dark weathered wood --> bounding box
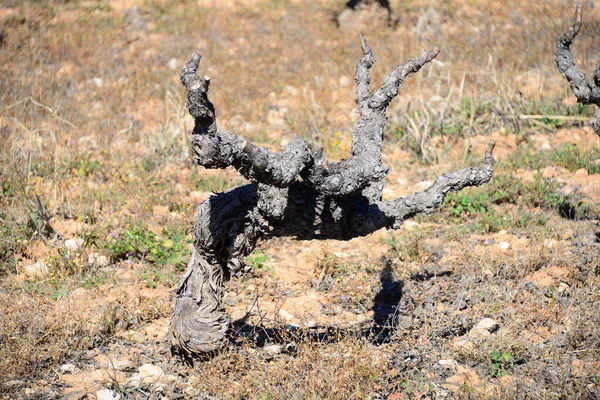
[555,4,600,136]
[168,35,496,358]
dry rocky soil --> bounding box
[1,0,600,399]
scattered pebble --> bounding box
[498,241,511,251]
[138,363,164,383]
[574,168,588,177]
[60,363,77,374]
[543,238,558,249]
[96,388,121,400]
[0,8,14,19]
[167,57,179,71]
[120,330,145,343]
[4,380,25,387]
[557,282,570,295]
[64,237,84,251]
[438,359,458,370]
[88,252,110,267]
[471,318,499,335]
[263,344,284,355]
[403,220,421,231]
[24,261,49,278]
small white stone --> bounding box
[574,168,588,177]
[121,330,145,343]
[472,318,499,333]
[129,374,141,387]
[403,220,421,231]
[60,363,77,374]
[498,242,511,251]
[283,85,299,96]
[438,359,458,370]
[167,57,179,71]
[138,363,164,383]
[88,252,110,267]
[112,357,131,370]
[263,344,284,355]
[65,237,84,251]
[540,142,552,151]
[92,77,104,87]
[24,262,49,278]
[557,282,570,295]
[96,388,121,400]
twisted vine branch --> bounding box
[555,4,600,135]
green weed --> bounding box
[70,156,102,177]
[508,143,600,174]
[137,268,175,289]
[489,350,513,378]
[245,250,268,269]
[101,223,188,270]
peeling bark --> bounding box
[555,4,600,136]
[168,35,496,358]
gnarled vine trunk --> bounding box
[555,4,600,136]
[168,34,496,358]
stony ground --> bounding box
[1,0,600,399]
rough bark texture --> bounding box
[555,4,600,136]
[168,35,497,358]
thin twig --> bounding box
[519,114,590,121]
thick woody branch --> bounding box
[377,140,496,229]
[369,48,440,110]
[182,54,315,187]
[354,32,375,112]
[272,141,496,240]
[334,141,496,238]
[555,5,600,135]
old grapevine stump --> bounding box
[168,34,496,358]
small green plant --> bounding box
[50,287,66,301]
[71,156,102,177]
[444,190,489,216]
[245,250,268,269]
[102,223,188,269]
[489,350,513,378]
[385,232,422,261]
[524,172,568,210]
[1,177,17,197]
[46,251,86,278]
[81,272,109,289]
[137,268,174,289]
[508,143,600,174]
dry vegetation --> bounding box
[0,0,599,399]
